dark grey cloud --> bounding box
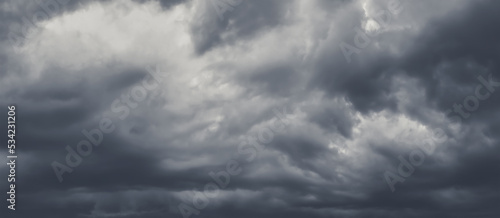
[1,0,500,218]
[190,0,296,54]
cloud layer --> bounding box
[1,0,499,217]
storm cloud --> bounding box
[0,0,499,217]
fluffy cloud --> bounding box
[1,0,499,217]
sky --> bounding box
[0,0,500,217]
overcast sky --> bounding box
[1,0,500,217]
